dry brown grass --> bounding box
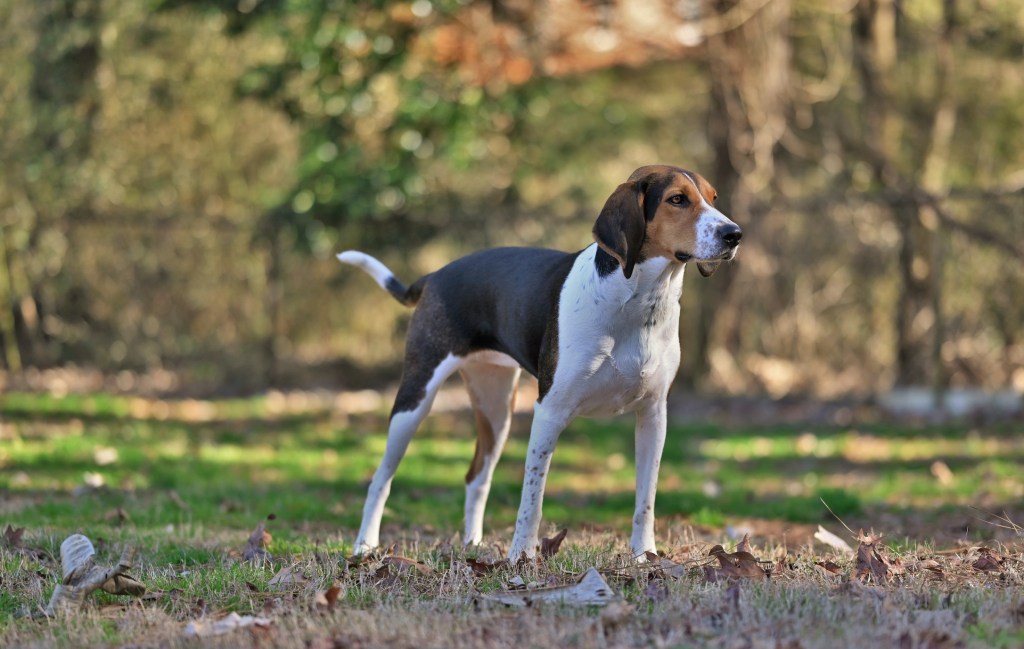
[3,524,1022,649]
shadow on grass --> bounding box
[3,393,1022,548]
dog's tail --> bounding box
[336,251,422,307]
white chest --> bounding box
[545,247,685,417]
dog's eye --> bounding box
[668,195,689,206]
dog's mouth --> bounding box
[674,247,738,263]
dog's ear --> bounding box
[696,261,721,277]
[592,181,647,279]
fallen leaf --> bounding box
[466,557,508,576]
[267,565,308,588]
[645,552,697,578]
[2,525,25,549]
[771,549,791,577]
[314,585,343,609]
[920,558,944,578]
[43,535,144,616]
[854,529,899,583]
[184,612,272,637]
[481,567,617,607]
[103,507,131,525]
[61,534,97,583]
[375,555,432,579]
[707,545,768,581]
[971,547,1004,572]
[541,528,568,558]
[735,533,752,554]
[703,564,721,583]
[814,560,843,575]
[814,525,855,557]
[141,588,182,602]
[99,573,147,597]
[242,515,274,562]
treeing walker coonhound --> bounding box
[337,164,742,561]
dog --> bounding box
[337,165,741,560]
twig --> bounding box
[820,497,858,538]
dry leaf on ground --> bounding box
[971,547,1005,572]
[466,557,508,576]
[44,534,144,616]
[644,551,698,578]
[242,514,275,562]
[735,533,752,554]
[184,612,272,637]
[374,555,432,580]
[2,525,26,549]
[814,525,855,557]
[313,585,343,609]
[481,567,617,607]
[705,544,769,582]
[103,507,131,524]
[267,565,308,588]
[854,530,903,583]
[541,528,568,558]
[919,558,944,578]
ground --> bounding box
[0,391,1022,648]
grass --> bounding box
[1,390,1022,648]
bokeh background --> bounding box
[1,0,1022,409]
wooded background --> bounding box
[1,0,1022,399]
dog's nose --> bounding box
[718,223,742,248]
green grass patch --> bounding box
[1,391,1022,647]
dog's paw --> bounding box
[352,539,377,556]
[506,538,538,563]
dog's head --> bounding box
[592,165,742,278]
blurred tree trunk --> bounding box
[919,0,960,403]
[853,0,959,391]
[683,0,791,389]
[13,0,103,366]
[0,236,21,370]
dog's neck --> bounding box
[589,245,685,304]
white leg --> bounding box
[462,363,521,546]
[630,398,667,559]
[507,403,570,561]
[353,355,461,554]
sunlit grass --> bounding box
[2,391,1022,541]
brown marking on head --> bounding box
[593,165,720,277]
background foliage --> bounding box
[1,0,1022,398]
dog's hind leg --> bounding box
[353,353,463,555]
[460,360,521,546]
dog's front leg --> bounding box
[630,398,667,560]
[507,405,569,561]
